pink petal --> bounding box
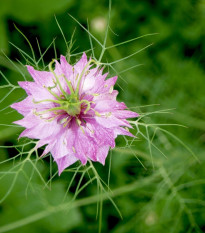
[104,76,117,91]
[60,55,74,83]
[114,127,135,137]
[95,115,131,128]
[55,154,78,175]
[74,128,97,163]
[74,52,88,73]
[94,100,126,113]
[40,142,56,157]
[18,81,55,101]
[96,145,110,165]
[18,117,62,140]
[11,96,34,116]
[11,52,140,174]
[85,120,115,148]
[51,131,72,159]
[54,60,73,94]
[113,110,139,119]
[27,66,54,87]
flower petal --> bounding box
[18,81,56,101]
[11,96,34,116]
[55,154,78,175]
[96,145,110,165]
[74,52,88,73]
[27,66,54,87]
[113,110,139,119]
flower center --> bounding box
[33,58,101,123]
[60,96,81,116]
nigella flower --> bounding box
[11,53,139,174]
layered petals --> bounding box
[11,53,139,175]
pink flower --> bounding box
[11,53,139,174]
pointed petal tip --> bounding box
[81,158,87,166]
[13,119,22,126]
[58,169,63,176]
[60,55,67,63]
[113,75,118,81]
[99,159,106,166]
[26,66,36,78]
[79,52,88,64]
[126,111,140,118]
[82,52,87,58]
[26,65,34,70]
[18,130,26,140]
[10,102,17,110]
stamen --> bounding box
[95,111,101,117]
[90,108,101,117]
[76,118,81,126]
[72,146,76,153]
[63,117,72,128]
[105,112,112,118]
[44,114,59,122]
[33,109,62,122]
[125,127,129,132]
[75,73,79,81]
[76,118,85,134]
[59,117,69,124]
[109,86,113,93]
[80,126,85,134]
[80,100,91,114]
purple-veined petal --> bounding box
[12,52,139,174]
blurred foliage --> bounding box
[0,162,81,233]
[0,0,205,232]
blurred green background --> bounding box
[0,0,205,232]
